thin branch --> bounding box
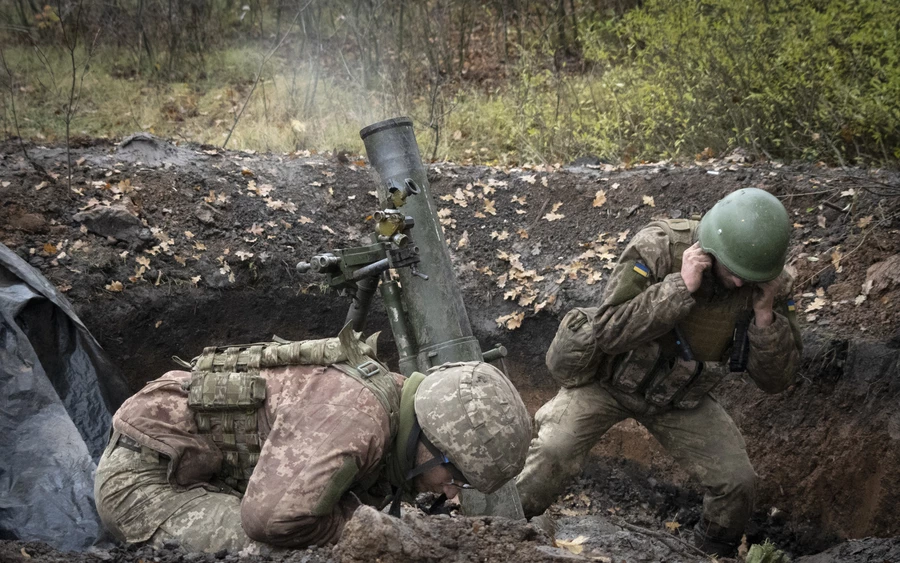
[222,0,313,149]
[0,43,50,178]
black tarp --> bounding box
[0,243,130,551]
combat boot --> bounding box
[693,518,741,558]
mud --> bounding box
[1,135,899,562]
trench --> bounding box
[77,285,900,558]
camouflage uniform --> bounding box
[516,220,801,544]
[95,364,402,552]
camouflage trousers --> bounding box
[515,382,756,540]
[94,432,274,555]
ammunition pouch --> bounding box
[609,343,728,409]
[610,341,661,393]
[545,307,603,388]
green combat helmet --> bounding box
[415,361,531,493]
[698,188,791,283]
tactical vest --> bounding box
[610,219,753,409]
[181,326,400,493]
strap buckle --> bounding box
[356,359,381,379]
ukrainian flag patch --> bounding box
[633,262,650,277]
[787,300,796,311]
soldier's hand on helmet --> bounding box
[752,278,779,328]
[681,242,713,293]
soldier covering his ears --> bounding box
[516,188,802,556]
[94,329,531,553]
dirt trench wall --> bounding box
[2,138,900,549]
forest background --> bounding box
[1,0,898,168]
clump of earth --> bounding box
[1,135,899,563]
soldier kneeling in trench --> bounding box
[516,188,803,557]
[94,326,531,553]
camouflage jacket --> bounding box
[593,222,802,397]
[112,364,404,547]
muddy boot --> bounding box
[693,518,741,558]
[528,513,557,540]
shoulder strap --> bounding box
[648,218,699,272]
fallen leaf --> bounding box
[35,181,48,191]
[817,215,827,228]
[831,248,843,273]
[515,209,527,215]
[457,231,470,249]
[665,521,681,532]
[854,294,867,306]
[611,182,620,189]
[241,167,254,176]
[617,230,630,243]
[551,202,563,213]
[544,212,565,222]
[840,188,855,197]
[136,256,151,268]
[495,311,525,330]
[517,228,529,239]
[43,242,57,255]
[155,320,163,328]
[642,195,655,207]
[298,216,313,224]
[520,174,536,184]
[816,287,825,297]
[483,199,496,215]
[322,225,335,234]
[105,281,124,292]
[593,190,607,208]
[235,250,254,261]
[556,536,587,555]
[191,275,201,285]
[512,195,527,205]
[248,224,264,236]
[806,297,827,311]
[858,215,873,229]
[184,231,194,239]
[194,242,207,251]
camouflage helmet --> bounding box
[414,361,531,494]
[698,188,791,283]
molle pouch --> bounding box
[545,307,603,388]
[187,370,267,411]
[644,358,699,407]
[610,341,661,393]
[673,361,728,410]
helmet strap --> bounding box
[388,417,448,517]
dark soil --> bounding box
[1,135,899,562]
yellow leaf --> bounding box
[551,202,563,213]
[136,256,151,268]
[105,281,124,292]
[484,199,496,215]
[665,521,681,532]
[517,228,529,239]
[642,195,655,207]
[241,167,254,177]
[544,212,565,222]
[43,242,58,255]
[593,190,607,208]
[520,174,536,184]
[299,216,313,224]
[556,536,588,555]
[831,248,843,273]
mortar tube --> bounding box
[380,276,419,376]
